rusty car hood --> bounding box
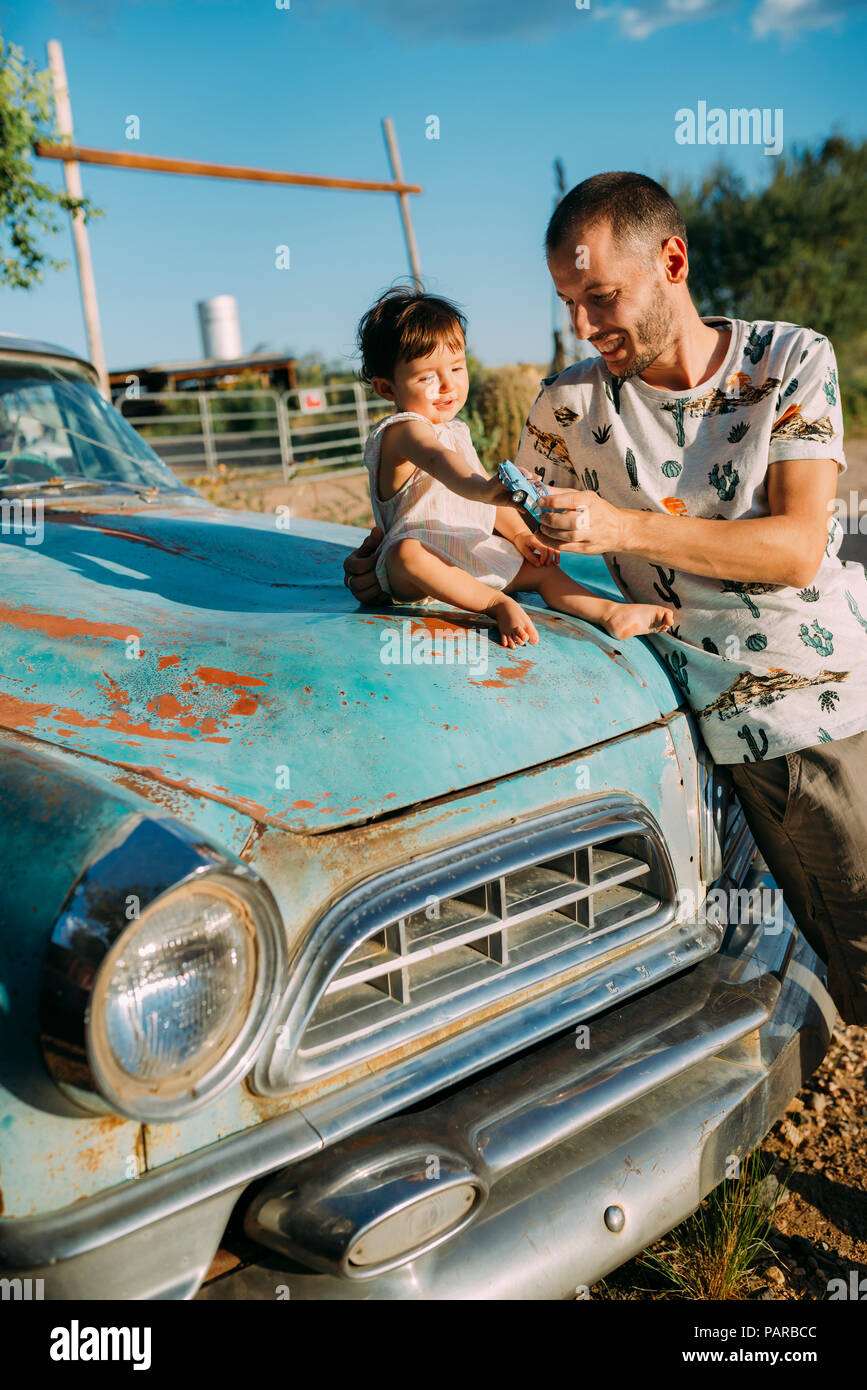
[0,497,683,832]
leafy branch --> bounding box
[0,35,104,289]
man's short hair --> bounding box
[545,172,687,266]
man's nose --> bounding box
[570,302,595,340]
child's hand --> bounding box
[515,533,561,567]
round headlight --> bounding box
[87,875,280,1119]
[42,814,286,1122]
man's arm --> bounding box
[538,457,839,588]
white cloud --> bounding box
[751,0,867,38]
[597,0,729,40]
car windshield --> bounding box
[0,358,188,495]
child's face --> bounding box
[373,339,469,422]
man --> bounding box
[344,171,867,1027]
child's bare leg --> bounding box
[509,564,673,638]
[387,538,538,648]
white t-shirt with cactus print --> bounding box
[514,316,867,764]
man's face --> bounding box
[547,221,676,379]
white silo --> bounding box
[197,295,242,360]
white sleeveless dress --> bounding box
[363,411,524,601]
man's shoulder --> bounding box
[735,317,831,368]
[537,355,604,397]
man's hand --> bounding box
[342,526,391,604]
[538,487,626,553]
[514,532,560,567]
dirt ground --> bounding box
[206,439,867,1301]
[591,1022,867,1299]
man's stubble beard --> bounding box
[612,284,675,381]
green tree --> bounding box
[0,35,103,289]
[671,136,867,429]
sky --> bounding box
[1,0,866,374]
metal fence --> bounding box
[115,382,383,481]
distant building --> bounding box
[109,351,298,403]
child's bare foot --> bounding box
[488,594,539,649]
[603,603,674,640]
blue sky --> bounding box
[2,0,866,374]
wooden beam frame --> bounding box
[34,143,422,196]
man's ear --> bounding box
[661,236,689,285]
[370,376,395,401]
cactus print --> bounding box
[744,325,774,363]
[592,424,612,444]
[709,460,739,500]
[625,448,639,489]
[824,369,838,407]
[738,724,770,761]
[665,649,689,691]
[652,566,681,608]
[799,619,834,656]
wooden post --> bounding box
[382,118,422,289]
[46,40,110,399]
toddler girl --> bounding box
[357,286,673,648]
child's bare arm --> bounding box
[493,506,533,543]
[385,419,513,507]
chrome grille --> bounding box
[306,841,658,1054]
[258,798,679,1093]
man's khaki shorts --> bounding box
[729,728,867,1027]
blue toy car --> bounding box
[497,457,549,523]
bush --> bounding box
[465,362,545,471]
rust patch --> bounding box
[0,690,54,730]
[0,602,140,643]
[51,704,231,745]
[469,657,534,689]
[96,672,130,709]
[146,693,190,719]
[110,759,274,822]
[194,667,269,688]
[157,654,182,669]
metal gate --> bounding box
[116,382,382,481]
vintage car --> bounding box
[0,333,835,1301]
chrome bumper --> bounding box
[200,871,835,1301]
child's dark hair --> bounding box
[356,284,467,385]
